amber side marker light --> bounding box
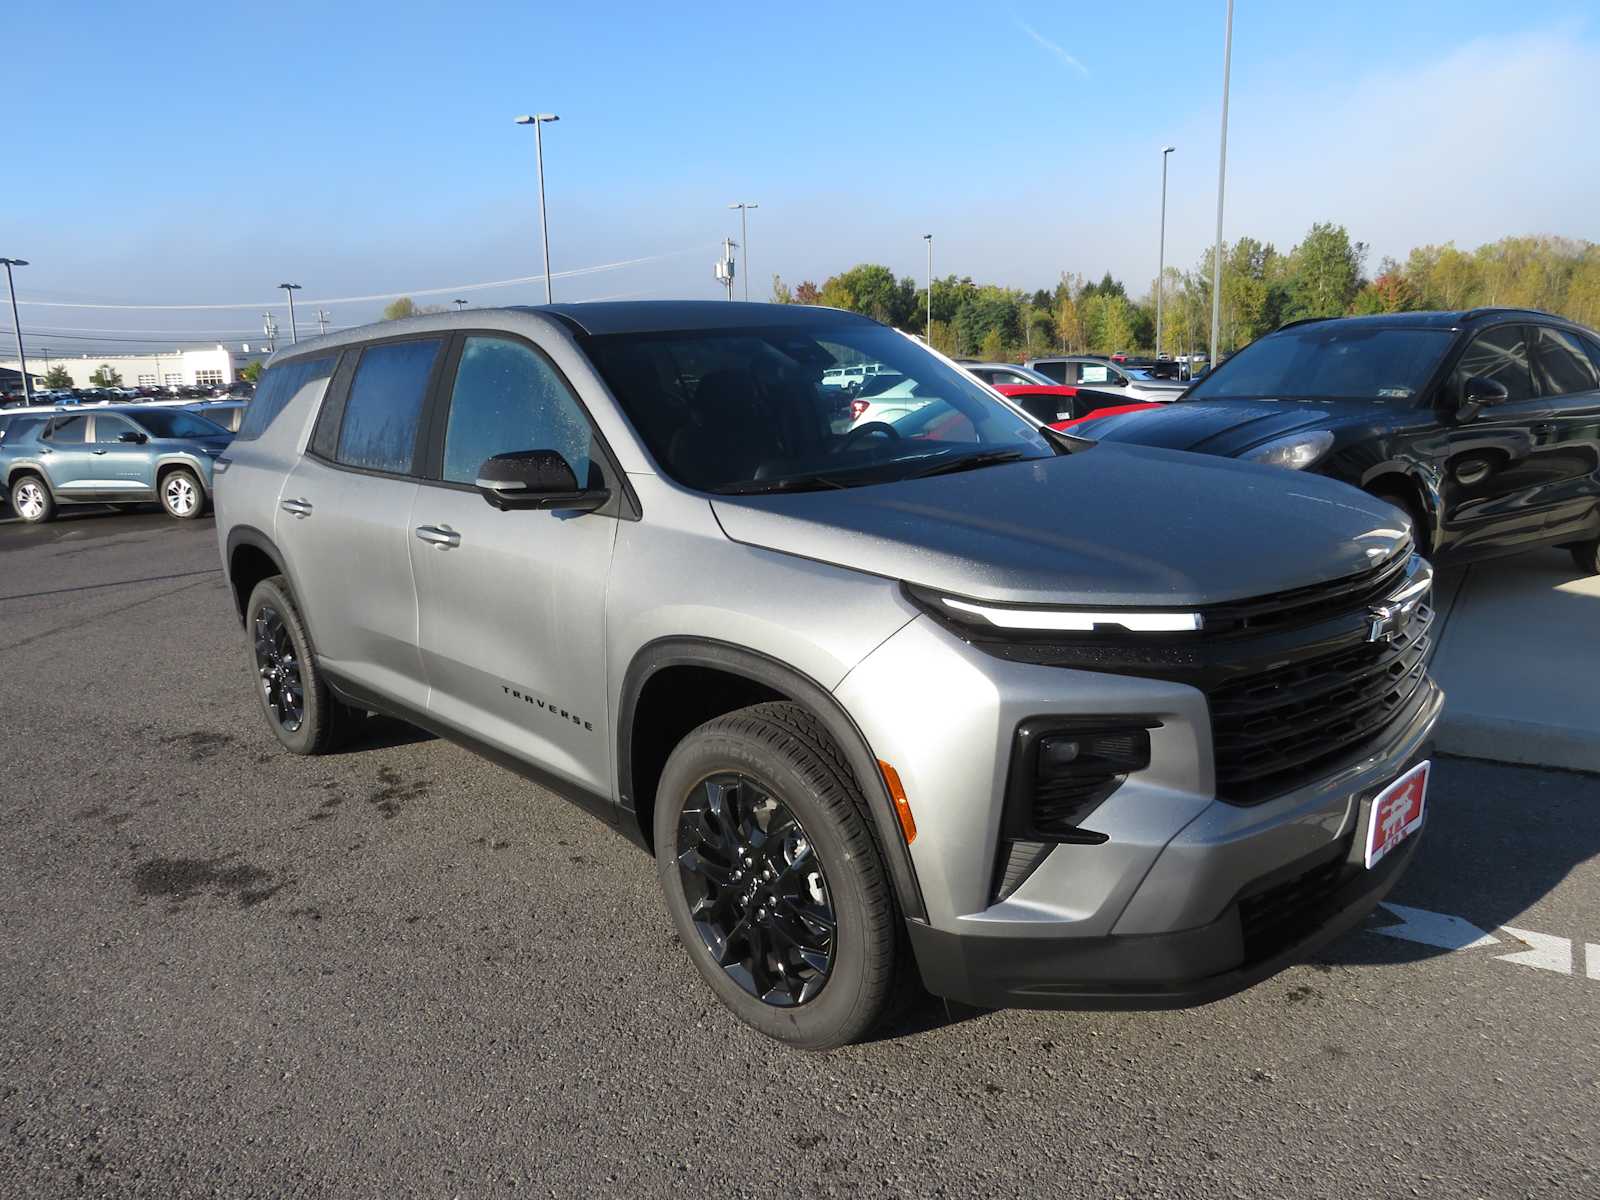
[878,759,917,844]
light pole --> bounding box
[1209,0,1234,369]
[922,234,933,344]
[0,257,31,403]
[454,299,468,311]
[514,113,560,302]
[728,203,758,301]
[1156,145,1175,359]
[278,283,302,344]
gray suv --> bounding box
[214,302,1442,1049]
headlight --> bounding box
[1241,430,1334,470]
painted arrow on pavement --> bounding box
[1495,927,1574,975]
[1371,902,1500,951]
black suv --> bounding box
[1077,309,1600,572]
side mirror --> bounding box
[476,449,610,513]
[1458,375,1509,421]
[118,431,148,444]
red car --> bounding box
[990,384,1159,430]
[1046,401,1162,432]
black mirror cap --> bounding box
[476,449,610,513]
[1458,375,1510,420]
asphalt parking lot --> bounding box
[1,510,1596,1199]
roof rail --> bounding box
[1458,306,1551,322]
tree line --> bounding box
[773,228,1600,361]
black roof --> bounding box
[1276,307,1579,334]
[521,300,877,337]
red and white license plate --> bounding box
[1365,760,1430,869]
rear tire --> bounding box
[1571,539,1600,576]
[160,467,204,520]
[654,701,908,1050]
[10,475,54,523]
[245,575,359,755]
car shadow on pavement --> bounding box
[1316,754,1600,965]
[333,714,439,754]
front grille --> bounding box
[1211,601,1433,801]
[1237,841,1351,961]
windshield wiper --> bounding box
[901,449,1028,480]
[711,474,851,495]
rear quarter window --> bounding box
[234,355,336,442]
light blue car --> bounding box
[1,405,231,522]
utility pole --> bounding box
[278,283,302,344]
[0,257,31,403]
[514,113,560,302]
[262,312,278,354]
[1209,0,1234,369]
[316,309,330,336]
[714,238,738,299]
[922,235,933,344]
[1156,146,1175,359]
[728,203,758,301]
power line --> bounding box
[15,247,713,311]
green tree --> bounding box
[1099,296,1136,353]
[1286,223,1366,319]
[42,365,73,389]
[816,264,917,326]
[89,364,123,387]
[771,275,794,304]
[382,296,422,320]
[240,360,265,383]
[979,328,1007,361]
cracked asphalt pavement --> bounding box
[0,509,1596,1198]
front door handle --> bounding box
[280,498,313,519]
[415,524,461,549]
[92,449,108,455]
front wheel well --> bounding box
[6,467,48,494]
[628,665,787,851]
[1366,476,1432,555]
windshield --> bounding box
[585,323,1054,493]
[1186,325,1453,403]
[131,409,229,439]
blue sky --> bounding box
[5,0,1599,349]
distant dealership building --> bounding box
[0,344,267,389]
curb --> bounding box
[1435,711,1600,775]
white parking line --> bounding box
[1372,903,1593,982]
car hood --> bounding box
[709,444,1409,607]
[1080,399,1358,454]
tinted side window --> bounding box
[1032,361,1068,383]
[1533,326,1599,395]
[235,355,336,443]
[1453,326,1534,402]
[93,415,138,443]
[335,340,442,475]
[440,337,595,486]
[45,416,88,444]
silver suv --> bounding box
[214,302,1442,1049]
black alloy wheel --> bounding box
[676,772,836,1007]
[254,603,304,733]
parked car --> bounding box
[962,362,1056,388]
[215,301,1440,1049]
[1078,309,1600,573]
[2,405,231,522]
[989,384,1152,426]
[1026,355,1191,401]
[184,399,249,433]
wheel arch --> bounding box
[154,454,209,495]
[1361,466,1441,556]
[618,637,928,922]
[5,461,55,494]
[224,526,320,646]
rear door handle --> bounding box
[1532,423,1557,436]
[415,524,461,549]
[280,498,313,518]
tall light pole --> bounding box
[278,283,302,344]
[454,299,468,311]
[922,234,933,343]
[0,257,31,403]
[1156,146,1175,360]
[514,113,560,302]
[728,203,758,301]
[1209,0,1234,369]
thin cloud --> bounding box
[1016,19,1088,76]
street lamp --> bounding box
[1209,0,1234,368]
[514,113,560,302]
[454,299,468,310]
[0,257,31,403]
[278,283,302,344]
[728,203,758,301]
[922,235,933,344]
[1156,146,1175,360]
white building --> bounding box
[0,344,267,389]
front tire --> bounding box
[654,701,907,1050]
[160,467,204,519]
[10,475,54,523]
[245,575,358,755]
